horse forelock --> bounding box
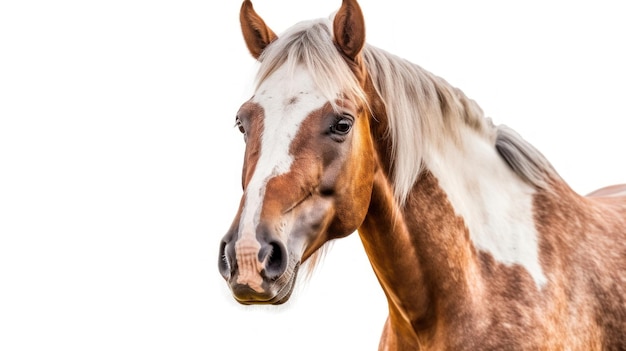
[255,18,367,113]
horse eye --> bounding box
[330,117,353,135]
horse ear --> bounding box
[240,0,277,60]
[333,0,366,61]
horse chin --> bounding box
[233,261,300,306]
[268,261,300,305]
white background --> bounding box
[1,1,625,350]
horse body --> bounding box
[219,1,626,349]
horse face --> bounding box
[218,62,376,304]
[219,0,372,305]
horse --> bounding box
[218,0,626,349]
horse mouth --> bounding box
[232,261,300,305]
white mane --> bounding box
[255,17,558,205]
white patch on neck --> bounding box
[425,127,547,288]
[237,65,328,243]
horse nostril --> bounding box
[261,241,288,280]
[218,240,232,280]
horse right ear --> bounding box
[240,0,277,60]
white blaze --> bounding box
[237,65,328,246]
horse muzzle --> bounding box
[218,230,300,305]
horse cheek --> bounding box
[330,157,375,238]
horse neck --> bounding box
[359,117,546,337]
[359,168,483,337]
[358,169,434,333]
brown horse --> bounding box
[218,0,626,349]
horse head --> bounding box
[218,0,378,304]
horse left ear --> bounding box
[240,0,277,60]
[333,0,366,61]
